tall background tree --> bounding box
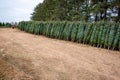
[31,0,120,22]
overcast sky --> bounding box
[0,0,43,22]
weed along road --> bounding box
[0,28,120,80]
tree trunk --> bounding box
[100,12,103,20]
[104,9,107,20]
[118,7,120,22]
[95,14,98,22]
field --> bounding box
[0,28,120,80]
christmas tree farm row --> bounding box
[18,21,120,51]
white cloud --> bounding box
[0,0,43,22]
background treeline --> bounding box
[31,0,120,22]
[0,22,11,28]
[18,21,120,51]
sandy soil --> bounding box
[0,28,120,80]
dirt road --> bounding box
[0,28,120,80]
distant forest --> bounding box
[31,0,120,22]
